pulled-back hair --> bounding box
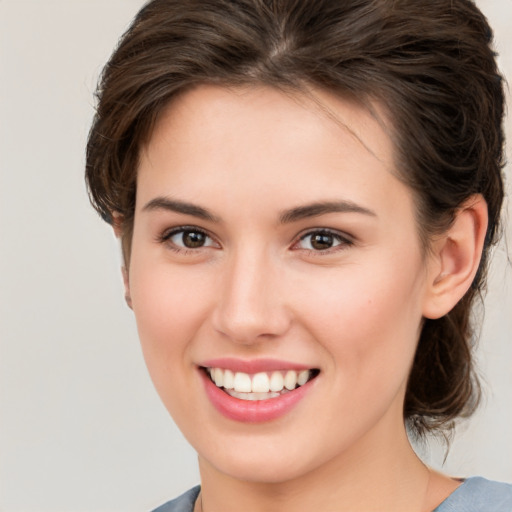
[85,0,505,437]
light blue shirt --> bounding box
[152,477,512,511]
[433,477,512,511]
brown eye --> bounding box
[296,230,350,252]
[310,233,335,250]
[181,230,206,248]
[165,228,216,250]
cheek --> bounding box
[128,254,212,373]
[127,260,215,427]
[294,254,425,385]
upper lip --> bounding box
[199,358,315,374]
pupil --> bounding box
[311,233,333,250]
[183,231,205,248]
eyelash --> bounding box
[292,228,354,255]
[157,226,354,255]
[157,225,218,254]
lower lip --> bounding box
[200,369,315,423]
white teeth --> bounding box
[206,367,315,399]
[227,390,281,401]
[252,372,270,393]
[213,367,224,387]
[233,372,252,392]
[269,371,284,392]
[284,370,298,390]
[297,370,310,386]
[223,369,234,390]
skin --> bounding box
[122,85,487,512]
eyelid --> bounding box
[291,227,354,253]
[158,225,220,250]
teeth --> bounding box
[213,368,224,387]
[233,372,252,392]
[252,372,270,393]
[297,369,309,386]
[227,390,281,401]
[284,370,297,390]
[223,369,234,390]
[206,367,314,398]
[269,371,284,392]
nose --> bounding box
[211,248,291,345]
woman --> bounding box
[85,0,512,510]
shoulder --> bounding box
[150,486,201,512]
[434,477,512,512]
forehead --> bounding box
[136,84,413,226]
[146,84,394,164]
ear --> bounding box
[111,212,124,238]
[422,195,488,319]
[111,212,133,310]
[122,265,133,310]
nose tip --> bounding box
[213,303,288,345]
[211,255,291,345]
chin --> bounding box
[214,457,310,484]
[198,437,329,485]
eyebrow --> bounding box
[279,200,376,224]
[142,197,220,223]
[142,197,376,224]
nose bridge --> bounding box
[213,244,289,343]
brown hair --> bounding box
[85,0,505,437]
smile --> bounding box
[199,363,320,423]
[205,367,318,401]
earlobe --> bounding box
[110,212,132,309]
[422,195,488,319]
[122,265,133,310]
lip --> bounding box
[199,366,317,423]
[200,357,312,374]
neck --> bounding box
[197,419,439,512]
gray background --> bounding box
[0,1,510,510]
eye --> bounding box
[161,227,218,250]
[294,230,352,252]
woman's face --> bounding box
[128,85,435,483]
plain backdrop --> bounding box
[0,1,511,511]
